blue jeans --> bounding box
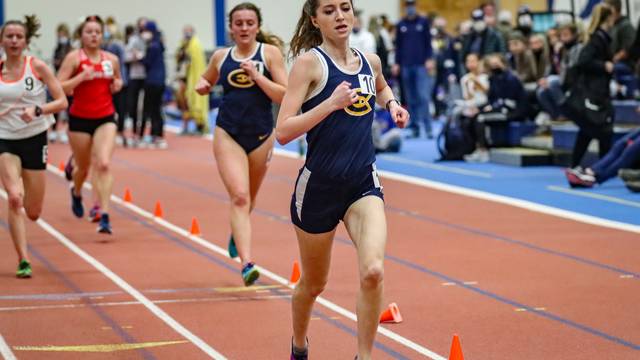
[613,62,638,99]
[401,65,433,135]
[536,75,565,119]
[591,129,640,183]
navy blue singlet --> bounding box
[301,47,377,179]
[217,43,273,135]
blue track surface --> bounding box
[166,111,640,227]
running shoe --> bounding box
[70,187,84,218]
[64,155,74,181]
[88,205,101,223]
[241,262,259,286]
[97,213,112,234]
[16,259,32,278]
[228,235,238,258]
[564,167,595,188]
[290,338,308,360]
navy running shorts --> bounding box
[290,163,384,234]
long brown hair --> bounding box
[290,0,355,58]
[0,15,41,45]
[229,2,284,52]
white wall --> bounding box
[6,0,214,69]
[225,0,400,46]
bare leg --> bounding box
[90,123,117,213]
[344,196,387,360]
[0,154,27,262]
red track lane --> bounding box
[0,132,637,359]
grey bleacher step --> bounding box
[521,135,553,150]
[489,147,552,166]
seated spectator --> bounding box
[536,23,583,121]
[372,109,403,153]
[464,54,527,162]
[604,0,637,99]
[508,31,537,89]
[457,53,489,118]
[530,34,551,81]
[515,5,534,39]
[565,128,640,187]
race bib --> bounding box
[358,74,376,96]
[101,60,114,78]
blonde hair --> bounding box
[587,3,613,41]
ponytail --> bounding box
[229,2,285,53]
[586,3,613,41]
[289,1,323,58]
[0,14,41,44]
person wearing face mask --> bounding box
[496,10,514,43]
[124,17,147,146]
[461,9,506,66]
[349,10,376,55]
[464,54,527,162]
[139,21,167,149]
[564,3,616,172]
[392,0,435,138]
[536,23,583,121]
[103,18,128,147]
[516,5,534,39]
[432,16,461,118]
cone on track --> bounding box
[58,161,65,172]
[379,303,403,323]
[123,188,132,203]
[154,201,164,218]
[289,261,301,284]
[190,217,201,236]
[448,334,464,360]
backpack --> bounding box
[437,114,475,161]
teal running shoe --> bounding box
[228,235,238,258]
[241,262,259,286]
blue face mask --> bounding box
[407,5,417,17]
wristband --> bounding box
[385,99,400,111]
[34,105,42,117]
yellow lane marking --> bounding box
[14,340,188,352]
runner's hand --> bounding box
[195,77,212,95]
[329,81,358,111]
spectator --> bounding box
[433,16,461,118]
[140,21,167,149]
[183,25,209,135]
[104,17,128,146]
[481,1,497,28]
[458,52,489,118]
[461,9,506,62]
[50,23,73,144]
[368,15,393,79]
[565,128,640,187]
[565,3,616,169]
[515,5,534,39]
[604,0,637,98]
[465,54,527,162]
[547,27,563,75]
[349,10,376,55]
[508,31,537,85]
[496,10,514,42]
[125,18,147,145]
[529,34,551,81]
[393,0,435,138]
[537,23,583,121]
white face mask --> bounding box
[473,21,486,32]
[519,15,532,27]
[141,31,152,41]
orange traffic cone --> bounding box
[154,201,164,218]
[289,261,301,284]
[58,160,65,172]
[379,303,403,323]
[190,217,201,236]
[448,334,464,360]
[123,188,132,203]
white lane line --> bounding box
[45,165,447,360]
[378,154,493,178]
[0,333,17,360]
[167,125,640,233]
[0,190,226,360]
[547,185,640,209]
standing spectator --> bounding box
[433,16,461,118]
[393,0,435,138]
[496,10,514,43]
[50,23,73,144]
[515,6,534,39]
[462,9,506,62]
[565,3,616,169]
[183,25,209,135]
[604,0,637,98]
[125,18,147,146]
[140,21,167,149]
[349,10,376,55]
[104,18,128,146]
[368,15,393,79]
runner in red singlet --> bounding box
[57,15,123,234]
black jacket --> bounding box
[573,28,613,102]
